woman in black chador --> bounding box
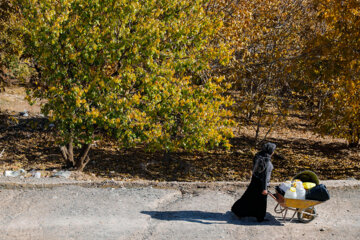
[231,142,276,222]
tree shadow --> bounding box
[1,114,359,181]
[274,137,350,160]
[141,210,283,226]
[231,134,351,160]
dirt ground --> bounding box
[0,86,359,182]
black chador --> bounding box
[231,143,276,222]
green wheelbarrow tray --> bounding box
[292,170,320,186]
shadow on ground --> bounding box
[141,210,283,226]
[0,114,359,181]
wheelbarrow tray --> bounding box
[283,198,322,209]
[269,191,324,223]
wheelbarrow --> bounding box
[268,189,322,223]
[268,170,324,223]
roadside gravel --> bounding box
[0,176,359,191]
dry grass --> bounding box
[0,87,41,114]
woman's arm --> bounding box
[262,162,274,195]
[260,170,268,194]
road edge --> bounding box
[0,177,359,191]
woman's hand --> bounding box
[262,190,268,195]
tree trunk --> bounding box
[75,143,92,171]
[254,118,261,147]
[260,115,280,145]
[348,125,359,148]
[60,139,75,168]
[60,141,92,171]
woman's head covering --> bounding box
[261,142,276,155]
[253,142,276,175]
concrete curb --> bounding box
[0,177,359,191]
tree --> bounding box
[297,0,360,147]
[0,0,28,89]
[213,0,313,145]
[20,0,234,170]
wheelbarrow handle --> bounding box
[267,191,278,201]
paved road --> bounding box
[0,183,359,240]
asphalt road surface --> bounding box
[0,182,359,240]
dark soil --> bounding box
[0,111,359,182]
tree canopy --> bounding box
[20,0,234,170]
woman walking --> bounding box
[231,142,276,222]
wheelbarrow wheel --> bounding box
[297,207,317,223]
